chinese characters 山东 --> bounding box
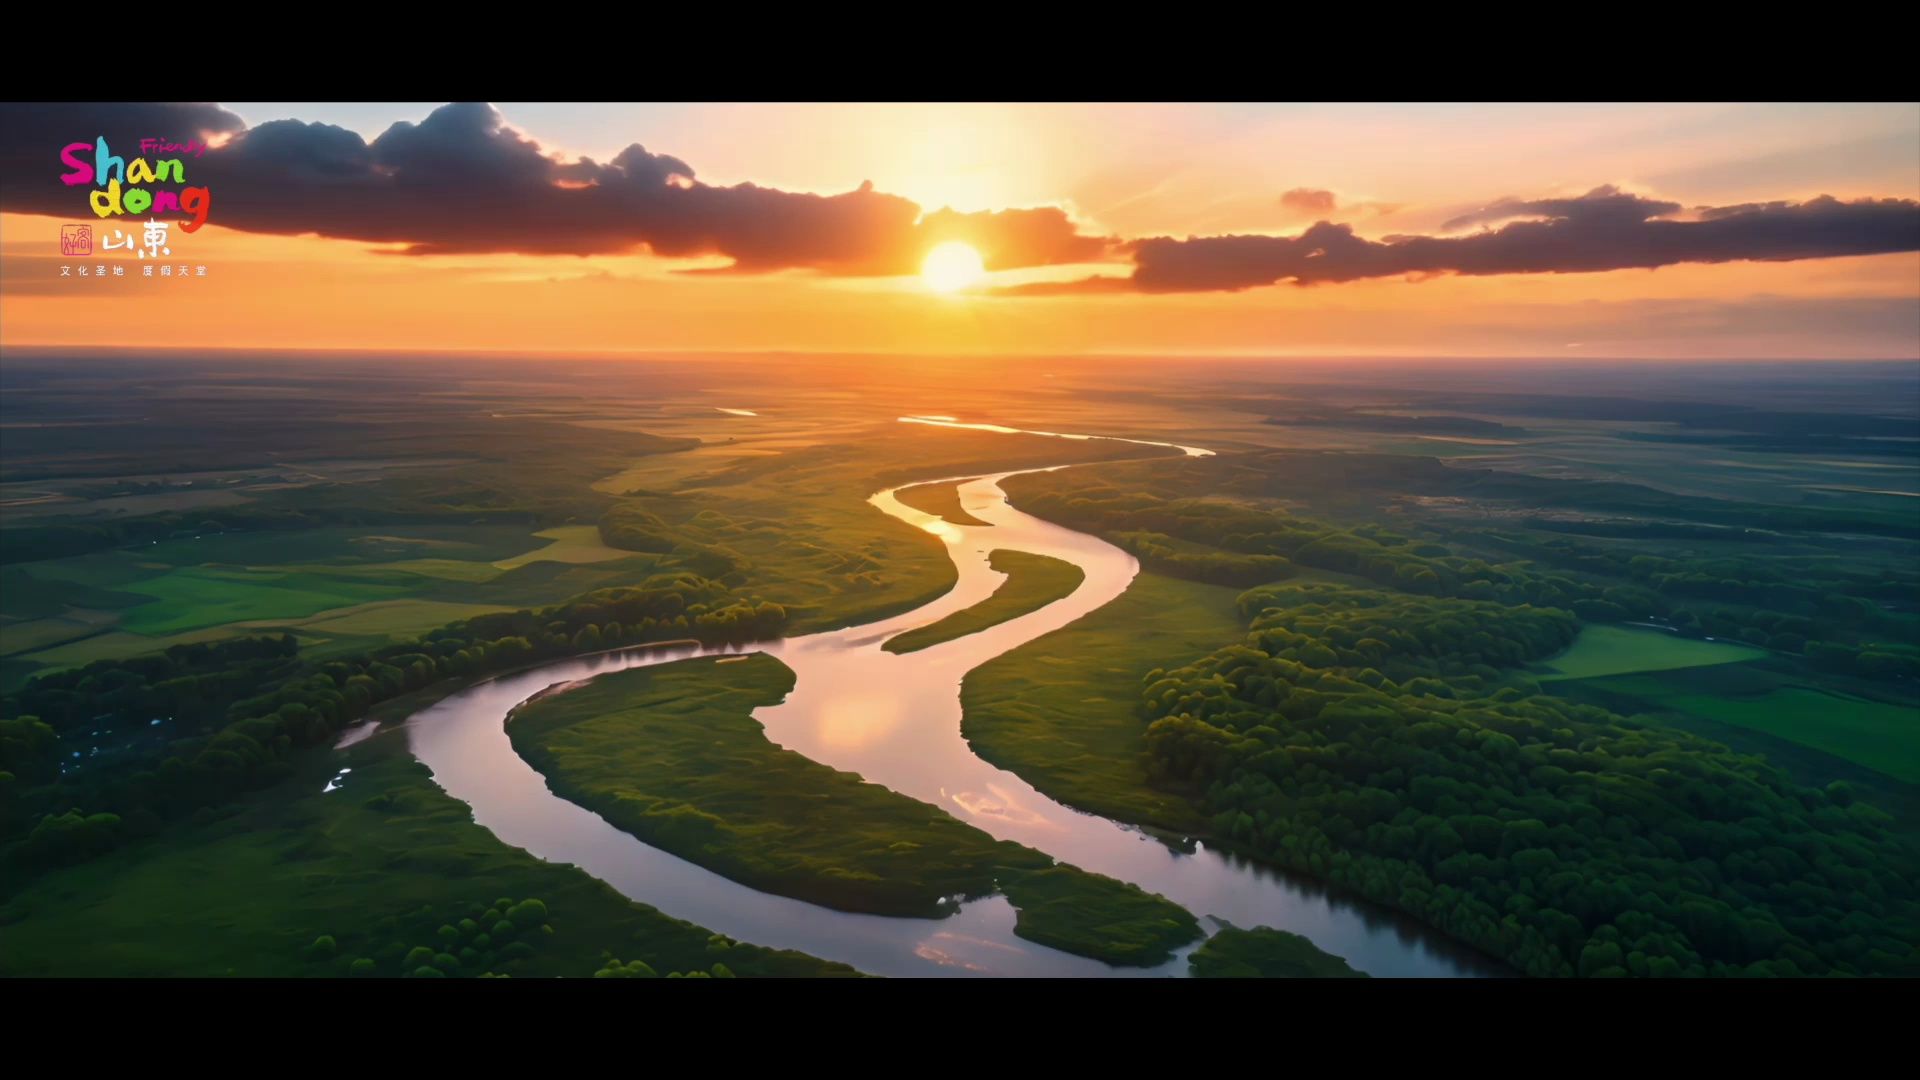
[101,219,173,259]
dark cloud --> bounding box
[1280,187,1338,216]
[1439,184,1681,232]
[0,101,1110,274]
[1005,186,1920,295]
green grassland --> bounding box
[884,550,1083,654]
[894,479,992,526]
[1661,687,1919,785]
[491,525,633,569]
[0,527,669,685]
[139,524,545,568]
[116,567,415,635]
[3,403,1175,687]
[356,558,505,583]
[507,654,1200,966]
[0,735,852,978]
[595,423,1176,634]
[1564,661,1920,785]
[961,572,1246,834]
[0,374,707,683]
[2,387,1181,684]
[21,624,366,672]
[0,608,122,656]
[1550,665,1920,833]
[433,557,663,607]
[1188,926,1368,978]
[292,600,521,637]
[0,565,151,618]
[1537,624,1767,681]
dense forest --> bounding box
[1133,583,1917,977]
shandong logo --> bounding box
[59,137,213,232]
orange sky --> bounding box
[3,102,1917,359]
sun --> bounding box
[921,242,986,294]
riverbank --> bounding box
[885,550,1084,654]
[508,654,1200,965]
[399,423,1505,978]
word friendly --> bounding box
[138,138,211,158]
[59,137,212,231]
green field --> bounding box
[492,525,632,569]
[894,479,992,527]
[0,596,525,680]
[1538,624,1766,681]
[293,599,519,636]
[1566,663,1920,786]
[14,626,284,668]
[0,565,150,619]
[118,567,414,635]
[1661,687,1919,784]
[357,557,505,583]
[509,654,1200,965]
[138,525,544,568]
[437,557,662,607]
[961,571,1246,833]
[0,736,851,978]
[2,418,1172,684]
[0,609,120,657]
[0,521,674,680]
[884,550,1082,654]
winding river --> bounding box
[396,419,1505,978]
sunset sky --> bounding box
[2,101,1916,358]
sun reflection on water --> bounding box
[816,691,906,749]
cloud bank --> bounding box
[1010,186,1920,294]
[0,101,1107,275]
[5,104,1916,293]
